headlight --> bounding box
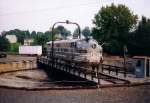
[91,44,96,49]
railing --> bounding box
[37,56,129,86]
[101,64,126,77]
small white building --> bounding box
[19,46,42,56]
[5,35,17,43]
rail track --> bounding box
[38,56,130,86]
[0,56,131,90]
[0,69,98,90]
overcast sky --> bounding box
[0,0,150,33]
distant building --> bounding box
[133,56,150,78]
[24,38,33,46]
[5,35,17,43]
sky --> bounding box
[0,0,150,33]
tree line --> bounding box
[92,3,150,56]
[0,26,91,52]
[1,3,150,56]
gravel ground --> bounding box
[0,85,150,103]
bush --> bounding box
[0,36,10,52]
[10,43,20,53]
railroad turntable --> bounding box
[0,21,149,90]
[0,54,149,90]
[0,69,99,89]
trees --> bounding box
[10,43,20,53]
[17,30,30,44]
[92,3,138,55]
[127,16,150,56]
[82,27,91,38]
[3,29,31,44]
[56,25,71,39]
[0,36,10,51]
[73,28,80,38]
[31,31,36,38]
[44,31,52,40]
[33,32,49,46]
[73,27,91,39]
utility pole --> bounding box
[123,45,127,77]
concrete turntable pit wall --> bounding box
[0,55,37,73]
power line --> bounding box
[0,1,100,16]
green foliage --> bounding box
[37,32,44,35]
[33,33,49,46]
[127,16,150,56]
[32,31,56,46]
[31,31,36,38]
[0,36,10,52]
[44,31,52,40]
[10,43,20,53]
[82,27,91,38]
[3,29,30,44]
[73,28,80,38]
[92,3,138,55]
[56,25,71,39]
[2,26,72,46]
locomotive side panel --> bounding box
[46,39,103,65]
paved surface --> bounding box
[0,69,97,89]
[0,55,36,63]
[0,55,37,74]
[0,85,150,103]
[0,69,53,88]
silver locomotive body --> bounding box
[47,39,103,65]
